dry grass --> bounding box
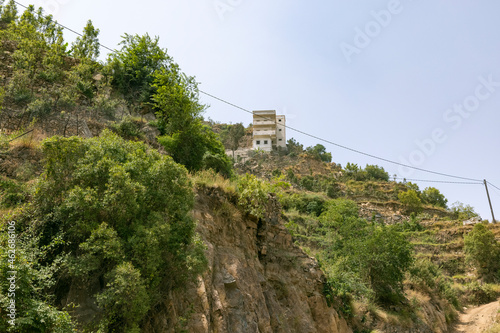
[191,169,236,194]
[1,128,47,151]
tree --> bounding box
[450,201,478,220]
[365,164,389,181]
[108,33,170,111]
[464,223,500,282]
[398,189,422,214]
[23,130,207,331]
[153,67,232,176]
[286,137,303,156]
[224,123,245,159]
[319,199,413,304]
[0,0,17,27]
[306,144,332,162]
[71,19,100,60]
[422,187,448,208]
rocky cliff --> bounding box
[144,186,351,332]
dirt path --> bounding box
[453,299,500,333]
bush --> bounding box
[364,164,389,181]
[421,187,448,208]
[109,116,145,140]
[464,223,500,282]
[319,199,413,305]
[16,130,207,331]
[409,259,459,309]
[237,174,270,218]
[398,190,422,215]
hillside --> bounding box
[1,3,500,333]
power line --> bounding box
[200,91,483,183]
[9,1,486,185]
[13,1,116,54]
[393,177,482,185]
[487,181,500,193]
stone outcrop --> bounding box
[144,186,351,333]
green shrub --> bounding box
[237,174,270,218]
[464,223,500,282]
[463,282,498,305]
[109,117,145,140]
[398,190,422,215]
[409,259,459,309]
[13,130,207,331]
[421,187,448,208]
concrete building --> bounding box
[252,110,286,151]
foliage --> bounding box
[450,201,479,220]
[286,138,303,156]
[237,174,270,218]
[305,144,332,162]
[109,116,145,140]
[281,193,327,217]
[222,122,245,156]
[15,130,207,331]
[0,0,17,27]
[0,223,76,332]
[364,164,389,181]
[287,198,414,305]
[71,20,100,60]
[0,177,29,207]
[108,33,170,110]
[408,259,459,309]
[421,187,448,208]
[464,223,500,282]
[153,67,232,176]
[398,189,422,215]
[343,163,389,182]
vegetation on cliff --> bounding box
[1,3,500,332]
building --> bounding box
[252,110,286,151]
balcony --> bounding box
[253,129,276,137]
[254,120,276,126]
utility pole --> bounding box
[484,180,496,223]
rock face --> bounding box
[144,186,351,333]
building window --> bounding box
[278,119,282,122]
[264,140,268,144]
[256,140,260,145]
[279,139,282,141]
[279,129,282,131]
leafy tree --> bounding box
[224,122,245,159]
[450,201,478,220]
[421,186,448,208]
[0,0,17,27]
[319,199,413,304]
[286,137,303,156]
[398,189,422,214]
[364,164,389,181]
[108,33,170,110]
[18,130,207,331]
[464,223,500,282]
[71,19,100,60]
[153,67,232,176]
[306,144,332,162]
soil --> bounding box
[453,299,500,333]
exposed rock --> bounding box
[144,186,351,333]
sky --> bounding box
[21,0,500,220]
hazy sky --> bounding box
[24,0,500,219]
